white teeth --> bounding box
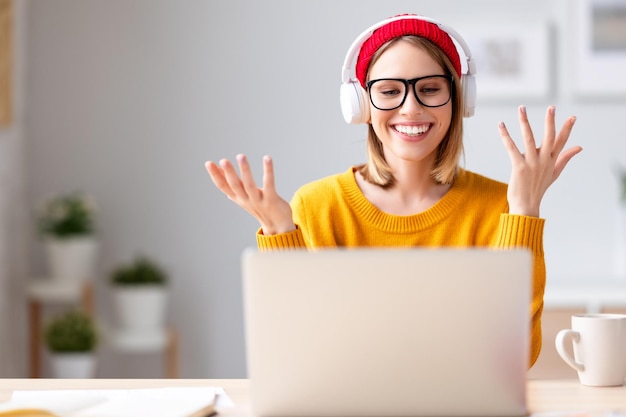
[395,124,429,136]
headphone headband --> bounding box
[341,15,476,84]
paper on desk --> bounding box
[213,387,234,407]
[0,386,225,417]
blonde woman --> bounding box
[205,14,582,367]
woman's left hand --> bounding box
[499,105,583,217]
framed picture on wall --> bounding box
[453,21,551,102]
[571,0,626,97]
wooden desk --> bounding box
[0,379,625,416]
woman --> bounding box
[205,14,582,367]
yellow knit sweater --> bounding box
[257,167,545,367]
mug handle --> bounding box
[555,329,585,372]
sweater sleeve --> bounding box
[256,226,307,251]
[495,213,546,368]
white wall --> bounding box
[20,0,626,377]
[0,0,28,377]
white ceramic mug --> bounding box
[555,313,626,386]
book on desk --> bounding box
[0,386,217,417]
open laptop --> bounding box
[241,247,531,417]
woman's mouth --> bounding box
[393,124,430,136]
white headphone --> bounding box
[340,15,477,124]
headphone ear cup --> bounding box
[340,82,370,124]
[461,74,476,118]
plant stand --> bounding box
[27,279,179,378]
[27,279,94,378]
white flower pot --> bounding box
[112,286,168,334]
[45,237,98,284]
[49,352,96,378]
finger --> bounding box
[542,105,556,151]
[205,160,225,184]
[220,158,247,198]
[553,116,577,156]
[262,155,277,194]
[205,160,236,198]
[552,146,583,182]
[518,105,537,157]
[498,121,524,163]
[205,160,221,178]
[236,154,261,199]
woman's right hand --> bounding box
[204,154,296,235]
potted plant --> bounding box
[44,310,98,378]
[110,256,169,349]
[36,192,98,284]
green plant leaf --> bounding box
[111,256,168,285]
[44,310,98,352]
[37,192,96,238]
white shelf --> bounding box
[544,280,626,312]
[106,328,169,352]
[27,278,85,303]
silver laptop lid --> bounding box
[242,247,531,417]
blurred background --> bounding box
[0,0,625,378]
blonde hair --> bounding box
[356,36,465,187]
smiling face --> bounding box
[367,39,453,170]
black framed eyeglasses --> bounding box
[366,75,454,111]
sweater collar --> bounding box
[338,167,469,232]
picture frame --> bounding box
[454,21,551,102]
[570,0,626,97]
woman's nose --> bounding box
[399,86,424,115]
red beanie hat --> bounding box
[355,16,462,89]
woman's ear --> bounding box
[362,102,371,124]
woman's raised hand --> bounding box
[205,154,296,235]
[498,105,583,217]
